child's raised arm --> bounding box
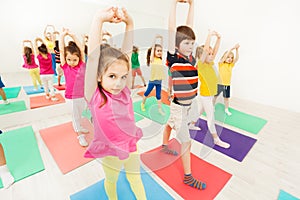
[211,31,221,60]
[150,35,163,64]
[119,8,134,88]
[233,43,240,64]
[85,7,120,102]
[59,29,68,66]
[186,0,194,28]
[168,0,178,54]
[69,31,85,62]
[34,38,44,54]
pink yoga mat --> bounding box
[141,139,232,200]
[39,119,94,174]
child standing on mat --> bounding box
[60,28,89,147]
[0,143,14,189]
[53,31,64,86]
[44,25,57,75]
[34,38,58,101]
[141,35,165,115]
[84,7,146,199]
[131,45,146,88]
[213,44,240,116]
[195,30,230,148]
[162,0,206,190]
[22,40,43,90]
[0,76,9,105]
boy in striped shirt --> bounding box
[161,0,206,190]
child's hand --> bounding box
[98,7,122,23]
[118,8,133,25]
[234,43,240,49]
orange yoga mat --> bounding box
[141,139,232,200]
[137,89,170,105]
[39,119,94,174]
[53,84,66,90]
[30,93,65,109]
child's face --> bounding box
[155,46,162,58]
[225,53,234,63]
[178,39,195,57]
[66,52,80,67]
[100,60,129,95]
[205,47,214,63]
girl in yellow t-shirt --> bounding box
[213,44,240,116]
[141,35,165,115]
[195,30,230,149]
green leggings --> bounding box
[101,152,146,200]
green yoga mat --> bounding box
[133,97,170,125]
[0,86,21,99]
[0,101,27,115]
[82,109,144,122]
[0,126,45,188]
[208,103,267,135]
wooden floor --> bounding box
[1,72,300,200]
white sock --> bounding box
[214,138,230,149]
[0,165,14,189]
[225,109,232,116]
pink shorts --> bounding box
[132,68,142,76]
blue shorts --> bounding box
[216,84,230,98]
[0,76,5,88]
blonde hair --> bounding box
[221,51,234,63]
[97,44,130,107]
[195,45,205,60]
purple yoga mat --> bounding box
[190,118,257,162]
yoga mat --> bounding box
[141,139,232,200]
[53,84,66,90]
[30,93,65,109]
[0,126,45,188]
[190,118,257,162]
[137,89,170,105]
[133,97,170,125]
[210,103,267,135]
[53,75,65,84]
[23,85,45,95]
[278,190,300,200]
[39,119,94,174]
[82,109,144,122]
[0,101,27,115]
[0,86,21,99]
[70,168,174,200]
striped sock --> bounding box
[161,145,178,155]
[184,174,206,190]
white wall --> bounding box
[1,0,300,112]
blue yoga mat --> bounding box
[23,86,45,95]
[278,190,299,200]
[70,168,174,200]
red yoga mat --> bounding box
[141,139,232,200]
[39,118,94,174]
[30,93,65,109]
[53,84,66,90]
[137,89,170,105]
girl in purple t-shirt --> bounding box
[59,28,88,147]
[22,40,42,90]
[34,38,58,101]
[84,7,146,200]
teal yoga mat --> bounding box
[0,126,45,188]
[70,168,174,200]
[133,97,170,125]
[278,190,299,200]
[0,101,27,115]
[209,103,267,134]
[0,86,21,99]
